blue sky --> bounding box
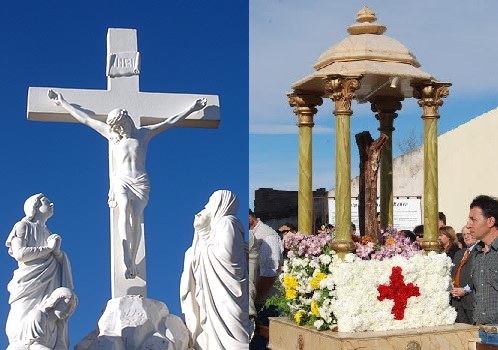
[0,1,247,347]
[249,0,498,208]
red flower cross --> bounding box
[377,266,420,320]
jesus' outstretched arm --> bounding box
[145,98,207,139]
[48,89,109,138]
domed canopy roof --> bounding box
[292,7,434,101]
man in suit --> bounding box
[450,225,477,324]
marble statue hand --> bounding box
[47,234,62,256]
[48,89,65,106]
[192,98,207,112]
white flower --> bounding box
[319,254,332,265]
[313,319,324,329]
[344,253,357,263]
[320,275,334,290]
[309,259,320,270]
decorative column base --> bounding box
[330,240,356,259]
[419,240,441,253]
[75,295,190,350]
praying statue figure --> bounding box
[10,287,78,350]
[180,190,249,349]
[48,90,207,279]
[5,194,74,349]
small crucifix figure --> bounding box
[27,28,220,298]
[355,131,388,241]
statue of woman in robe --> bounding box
[180,190,249,349]
[9,287,78,350]
[5,194,74,348]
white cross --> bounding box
[27,28,220,298]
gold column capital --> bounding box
[324,75,362,116]
[288,91,323,127]
[413,81,451,120]
[371,97,402,133]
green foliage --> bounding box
[262,280,291,317]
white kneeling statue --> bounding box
[12,287,78,350]
[5,194,75,350]
[180,190,250,349]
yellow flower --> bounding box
[294,310,303,324]
[283,274,298,289]
[285,288,297,299]
[310,272,327,290]
[311,299,320,317]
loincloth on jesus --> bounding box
[109,173,150,206]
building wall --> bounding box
[254,187,327,231]
[439,107,498,231]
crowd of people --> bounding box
[249,195,498,347]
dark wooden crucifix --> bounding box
[355,131,388,242]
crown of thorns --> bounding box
[106,109,130,127]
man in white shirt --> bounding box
[249,210,282,304]
[249,210,282,349]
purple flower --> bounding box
[353,226,423,261]
[283,231,333,258]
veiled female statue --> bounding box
[180,190,249,349]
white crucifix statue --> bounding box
[27,28,220,299]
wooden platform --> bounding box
[269,317,480,350]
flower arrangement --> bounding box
[331,252,456,332]
[279,228,457,332]
[354,226,425,260]
[283,231,333,258]
[281,242,339,330]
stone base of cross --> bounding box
[27,28,220,298]
[75,295,190,350]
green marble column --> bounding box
[288,92,322,235]
[371,98,402,228]
[325,76,361,259]
[414,81,451,253]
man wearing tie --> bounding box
[450,225,477,324]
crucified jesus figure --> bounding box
[49,89,207,279]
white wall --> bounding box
[439,107,498,231]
